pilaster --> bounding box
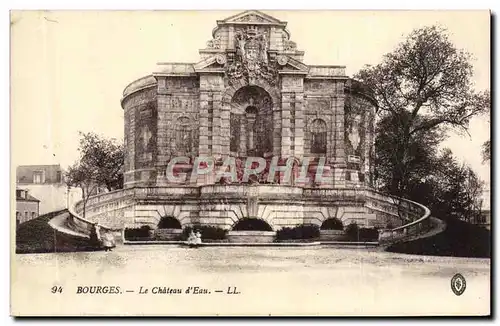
[333,81,347,187]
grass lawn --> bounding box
[16,210,97,254]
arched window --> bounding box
[310,119,327,154]
[157,216,182,229]
[233,218,272,231]
[175,117,193,155]
[320,218,343,230]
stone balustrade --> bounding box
[66,184,432,247]
[366,190,432,244]
[200,184,303,196]
[227,231,276,243]
[308,65,346,77]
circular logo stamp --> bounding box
[451,273,466,296]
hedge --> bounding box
[181,225,227,241]
[345,223,379,241]
[276,224,320,241]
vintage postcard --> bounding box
[10,10,491,316]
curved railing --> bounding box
[365,189,432,244]
[66,187,198,235]
[61,184,434,246]
[67,189,133,237]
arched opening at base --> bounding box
[232,218,273,231]
[157,216,182,229]
[320,218,344,230]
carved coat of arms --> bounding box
[227,27,276,85]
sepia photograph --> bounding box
[10,8,491,316]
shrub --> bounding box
[345,223,379,241]
[124,225,153,240]
[359,228,379,241]
[276,224,320,241]
[320,218,344,230]
[345,223,359,239]
[181,225,227,241]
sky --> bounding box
[10,10,491,203]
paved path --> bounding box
[12,246,490,316]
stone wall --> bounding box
[73,189,135,229]
[123,87,158,188]
[67,185,431,247]
[227,230,275,243]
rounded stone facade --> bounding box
[116,10,381,232]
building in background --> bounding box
[15,188,39,227]
[16,164,82,215]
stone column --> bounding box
[281,75,305,158]
[221,103,232,157]
[246,112,256,155]
[293,91,305,158]
[228,25,235,50]
[211,92,222,157]
[155,76,171,186]
[239,115,247,156]
[200,74,225,158]
[332,80,347,188]
[280,92,292,158]
[198,90,211,157]
[273,108,282,157]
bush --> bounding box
[345,223,379,241]
[124,225,153,240]
[276,224,320,241]
[181,225,227,241]
[320,218,344,230]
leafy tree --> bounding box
[65,132,124,218]
[356,25,489,196]
[75,132,124,191]
[374,111,444,195]
[65,161,98,219]
[403,148,484,223]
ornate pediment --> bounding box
[221,10,285,25]
[194,54,227,72]
[276,56,309,74]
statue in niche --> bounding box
[174,117,194,156]
[231,86,274,157]
[348,115,362,152]
[140,125,152,150]
[310,119,327,154]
